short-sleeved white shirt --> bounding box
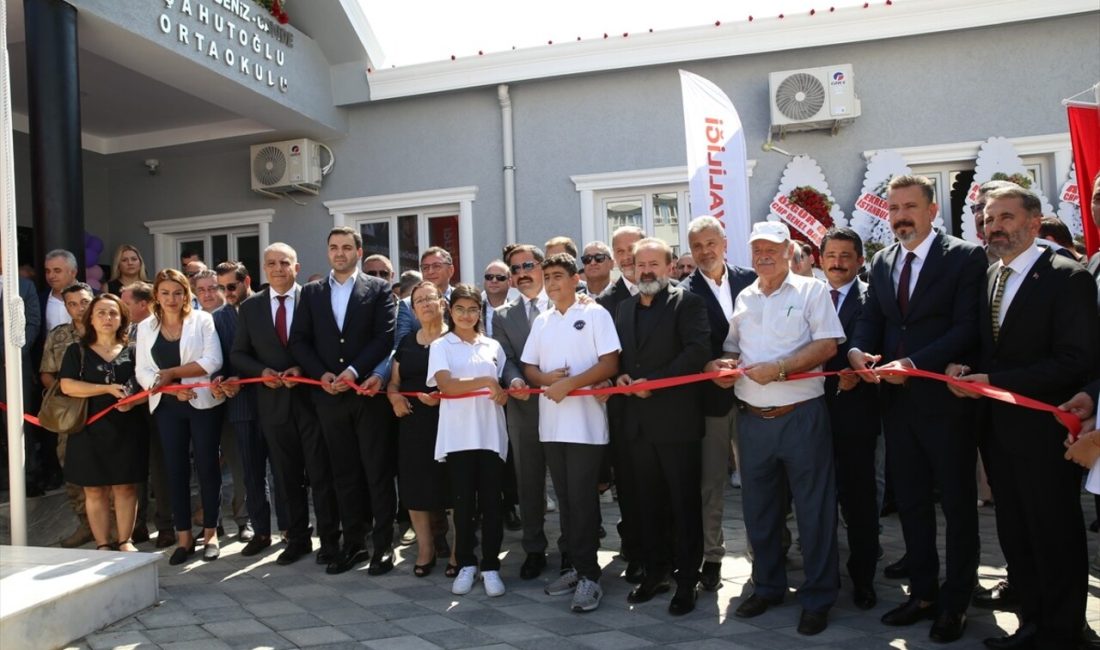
[723,271,845,407]
[427,332,509,461]
[521,300,621,445]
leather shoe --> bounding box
[155,530,177,549]
[983,623,1037,649]
[624,560,645,584]
[881,598,936,626]
[240,534,272,557]
[326,545,370,574]
[853,584,877,610]
[699,561,722,591]
[520,553,547,580]
[503,507,522,531]
[627,573,672,604]
[276,544,311,566]
[734,593,784,618]
[929,611,967,643]
[972,580,1019,610]
[316,544,339,566]
[367,549,395,576]
[668,583,698,616]
[797,609,829,636]
[131,524,150,544]
[884,554,909,579]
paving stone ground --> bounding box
[68,487,1100,649]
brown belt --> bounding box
[742,399,809,419]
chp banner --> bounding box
[680,70,751,268]
[1067,104,1100,256]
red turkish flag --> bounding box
[1067,105,1100,256]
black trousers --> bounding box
[607,396,642,561]
[827,406,880,588]
[448,449,504,571]
[627,436,703,587]
[545,442,605,581]
[313,391,395,550]
[262,393,341,549]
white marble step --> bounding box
[0,545,158,650]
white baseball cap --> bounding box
[749,221,791,244]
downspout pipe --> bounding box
[498,84,516,245]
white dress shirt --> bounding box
[891,231,937,298]
[427,333,509,461]
[723,272,845,407]
[328,269,359,332]
[46,292,71,332]
[269,284,300,340]
[702,266,735,320]
[990,245,1043,328]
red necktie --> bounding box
[275,295,288,346]
[897,251,916,317]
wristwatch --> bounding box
[777,359,787,382]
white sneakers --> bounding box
[452,566,506,597]
[452,566,478,594]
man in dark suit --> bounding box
[948,186,1098,649]
[232,243,341,567]
[596,225,645,583]
[849,174,989,643]
[613,237,710,616]
[820,227,881,611]
[289,227,396,575]
[679,216,756,591]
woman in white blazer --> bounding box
[136,268,225,564]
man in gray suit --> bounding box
[492,243,561,580]
[0,250,41,489]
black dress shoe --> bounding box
[367,549,395,576]
[881,598,936,626]
[624,560,645,584]
[326,545,370,575]
[972,580,1019,610]
[699,561,722,591]
[884,555,909,579]
[983,623,1037,649]
[503,507,522,531]
[520,553,547,580]
[734,593,784,618]
[240,534,272,557]
[627,573,672,604]
[797,609,829,636]
[167,543,196,566]
[668,583,698,616]
[276,544,312,566]
[155,530,177,549]
[131,524,150,544]
[853,584,878,610]
[316,545,339,565]
[930,611,967,643]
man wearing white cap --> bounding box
[708,220,845,636]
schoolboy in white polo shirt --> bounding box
[521,253,621,613]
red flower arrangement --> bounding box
[787,186,834,264]
[256,0,290,24]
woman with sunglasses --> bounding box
[427,284,510,597]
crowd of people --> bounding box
[3,173,1100,648]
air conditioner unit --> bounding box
[769,64,861,136]
[250,138,323,194]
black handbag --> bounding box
[37,345,88,435]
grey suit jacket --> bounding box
[492,295,539,430]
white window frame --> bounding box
[324,186,478,282]
[145,209,273,280]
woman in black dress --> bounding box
[387,281,452,576]
[59,294,148,551]
[106,244,149,296]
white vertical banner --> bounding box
[680,70,751,268]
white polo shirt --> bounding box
[723,272,845,407]
[427,332,509,462]
[520,300,620,445]
[46,292,71,332]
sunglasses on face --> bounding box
[363,270,391,279]
[510,261,537,274]
[217,282,239,292]
[581,253,610,265]
[484,273,508,282]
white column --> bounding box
[459,200,474,283]
[579,189,595,245]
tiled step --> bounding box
[0,545,159,650]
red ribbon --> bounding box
[2,367,1082,436]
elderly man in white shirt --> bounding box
[709,221,844,637]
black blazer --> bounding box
[824,279,881,434]
[851,233,988,408]
[679,265,756,417]
[976,248,1099,454]
[613,284,711,443]
[289,274,395,382]
[230,287,306,424]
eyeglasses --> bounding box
[217,282,238,292]
[420,262,451,273]
[363,270,391,279]
[509,261,537,274]
[580,253,610,265]
[970,203,986,215]
[452,306,480,316]
[484,273,508,282]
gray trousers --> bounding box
[545,441,605,581]
[701,411,739,562]
[506,405,563,555]
[739,398,839,613]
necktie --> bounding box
[991,266,1012,343]
[527,298,540,324]
[275,295,288,346]
[830,289,840,310]
[897,251,916,317]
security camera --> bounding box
[144,158,160,175]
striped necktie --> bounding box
[990,266,1012,343]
